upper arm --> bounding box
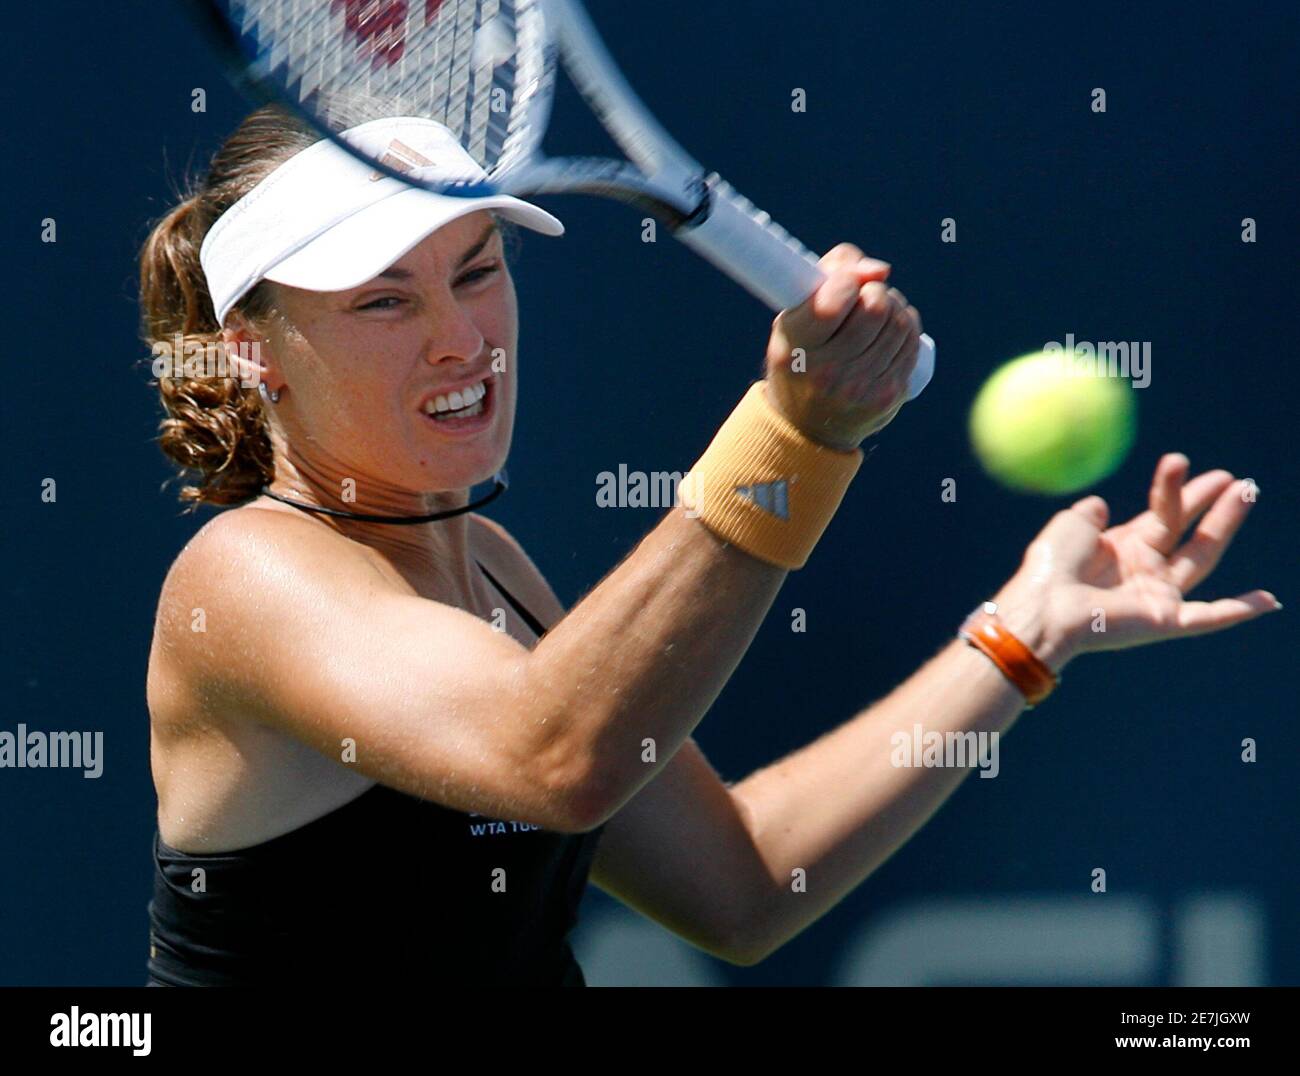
[461,524,771,962]
[588,737,772,965]
[158,509,594,832]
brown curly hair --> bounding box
[139,101,521,510]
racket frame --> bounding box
[188,0,935,397]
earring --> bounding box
[258,383,281,405]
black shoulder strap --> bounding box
[475,561,550,638]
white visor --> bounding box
[199,116,564,327]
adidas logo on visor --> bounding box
[369,139,434,181]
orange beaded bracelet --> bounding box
[958,601,1059,708]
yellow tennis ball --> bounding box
[969,349,1137,495]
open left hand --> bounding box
[998,453,1280,669]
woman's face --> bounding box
[252,209,519,499]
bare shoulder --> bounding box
[151,504,386,702]
[469,513,567,624]
[175,501,388,592]
[181,502,382,583]
[147,504,387,845]
[162,502,362,595]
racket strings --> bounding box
[231,0,548,178]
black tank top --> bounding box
[147,561,605,987]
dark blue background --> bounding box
[2,1,1295,985]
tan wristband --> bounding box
[676,380,863,569]
[958,603,1059,707]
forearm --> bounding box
[726,574,1077,963]
[527,502,788,822]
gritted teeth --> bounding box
[423,378,488,415]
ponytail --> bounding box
[138,104,316,509]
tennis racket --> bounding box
[190,0,935,400]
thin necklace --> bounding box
[258,471,508,524]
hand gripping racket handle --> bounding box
[674,176,935,401]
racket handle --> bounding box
[674,176,935,401]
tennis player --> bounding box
[139,104,1279,986]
